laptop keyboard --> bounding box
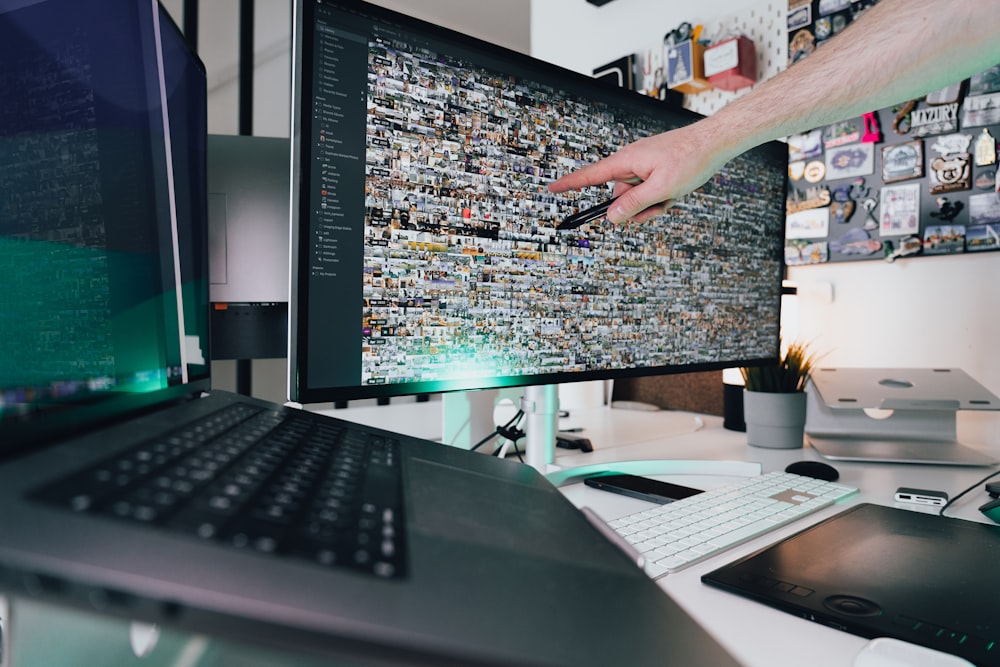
[31,404,406,579]
[607,472,858,578]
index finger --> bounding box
[547,154,639,194]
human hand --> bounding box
[547,120,729,224]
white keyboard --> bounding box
[606,471,858,578]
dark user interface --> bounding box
[301,3,786,396]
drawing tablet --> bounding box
[703,503,1000,666]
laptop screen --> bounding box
[0,0,209,451]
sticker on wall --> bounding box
[879,182,921,236]
[788,4,812,31]
[929,134,972,194]
[788,29,815,65]
[860,196,879,230]
[922,225,966,255]
[974,128,997,166]
[788,161,806,181]
[893,100,916,135]
[966,223,1000,251]
[830,200,855,224]
[969,192,1000,225]
[909,101,959,137]
[817,0,851,16]
[787,185,831,214]
[849,177,870,201]
[924,225,965,255]
[830,227,881,256]
[861,111,881,143]
[929,196,964,223]
[826,143,874,180]
[881,140,923,182]
[831,183,853,202]
[823,119,862,148]
[814,16,833,41]
[884,235,923,262]
[976,169,997,189]
[786,206,830,239]
[922,225,967,255]
[962,93,1000,128]
[925,82,964,106]
[803,160,827,183]
[785,239,828,265]
[969,66,1000,95]
[788,129,823,162]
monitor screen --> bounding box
[289,0,787,404]
[0,0,208,446]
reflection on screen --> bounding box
[291,1,786,402]
[0,0,207,426]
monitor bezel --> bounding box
[288,0,786,404]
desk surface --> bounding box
[326,398,999,667]
[553,407,998,667]
[6,399,998,667]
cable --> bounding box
[939,468,1000,517]
[469,410,525,454]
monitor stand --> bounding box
[805,368,1000,466]
[441,384,762,486]
[441,386,559,471]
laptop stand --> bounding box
[804,368,1000,466]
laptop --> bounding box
[703,503,1000,666]
[0,2,738,665]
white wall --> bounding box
[531,0,787,116]
[532,0,1000,446]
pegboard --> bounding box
[684,1,787,117]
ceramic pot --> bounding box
[743,390,807,449]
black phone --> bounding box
[583,473,703,505]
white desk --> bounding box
[324,398,1000,667]
[552,408,994,667]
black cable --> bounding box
[939,468,1000,517]
[469,410,524,453]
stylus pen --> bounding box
[579,506,646,569]
[557,197,617,230]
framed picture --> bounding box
[881,140,924,182]
[880,183,921,236]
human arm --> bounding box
[548,0,1000,223]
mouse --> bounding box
[785,460,839,482]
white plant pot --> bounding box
[743,390,808,449]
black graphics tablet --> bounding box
[703,503,1000,666]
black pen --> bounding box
[557,197,618,231]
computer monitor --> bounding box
[289,0,787,463]
[0,0,208,446]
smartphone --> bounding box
[584,473,703,505]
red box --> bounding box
[704,35,756,91]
